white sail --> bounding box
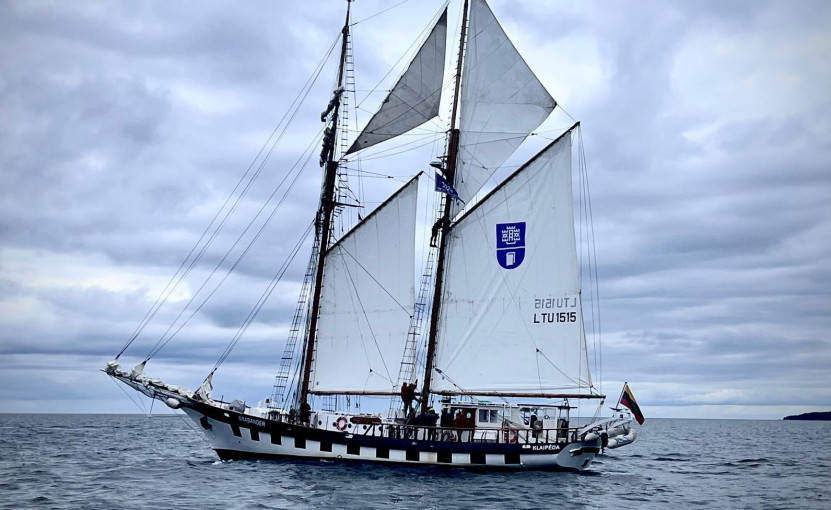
[345,9,448,155]
[454,0,556,206]
[432,128,592,395]
[310,177,419,393]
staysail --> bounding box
[345,8,448,155]
[454,0,557,207]
[432,126,592,395]
[310,176,419,393]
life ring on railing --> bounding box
[503,428,518,444]
[335,416,348,431]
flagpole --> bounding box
[614,382,628,408]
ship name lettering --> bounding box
[531,444,559,451]
[239,416,266,427]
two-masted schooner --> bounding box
[106,0,619,471]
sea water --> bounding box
[0,414,828,509]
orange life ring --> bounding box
[503,428,518,443]
[335,416,348,431]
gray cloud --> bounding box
[1,0,829,418]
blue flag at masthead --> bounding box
[435,172,462,202]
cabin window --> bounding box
[478,409,499,423]
[470,452,486,465]
[437,451,452,464]
[320,441,332,452]
[347,444,360,456]
[231,423,241,437]
[249,428,260,441]
[270,433,281,445]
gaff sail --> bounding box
[432,126,593,395]
[310,176,420,393]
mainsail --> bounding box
[345,8,448,155]
[454,0,557,207]
[310,176,420,393]
[432,126,592,395]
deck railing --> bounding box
[250,409,584,445]
[351,422,578,445]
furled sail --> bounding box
[454,0,556,206]
[345,8,448,155]
[432,127,592,395]
[310,176,419,393]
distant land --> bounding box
[783,411,831,421]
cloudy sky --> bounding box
[1,0,829,420]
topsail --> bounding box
[346,9,448,155]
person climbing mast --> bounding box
[400,380,420,415]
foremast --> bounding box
[298,0,353,407]
[421,0,469,413]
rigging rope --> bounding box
[107,375,148,414]
[351,5,438,112]
[340,249,395,385]
[350,0,412,26]
[145,128,324,360]
[214,220,315,369]
[577,125,603,392]
[117,33,341,360]
[336,245,414,317]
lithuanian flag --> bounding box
[620,383,645,425]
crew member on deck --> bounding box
[453,410,465,442]
[425,407,439,440]
[530,414,543,441]
[440,408,453,441]
[299,401,311,426]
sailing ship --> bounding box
[105,0,625,471]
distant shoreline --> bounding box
[783,411,831,421]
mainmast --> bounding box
[299,0,352,406]
[420,0,469,413]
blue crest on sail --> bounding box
[496,222,526,269]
